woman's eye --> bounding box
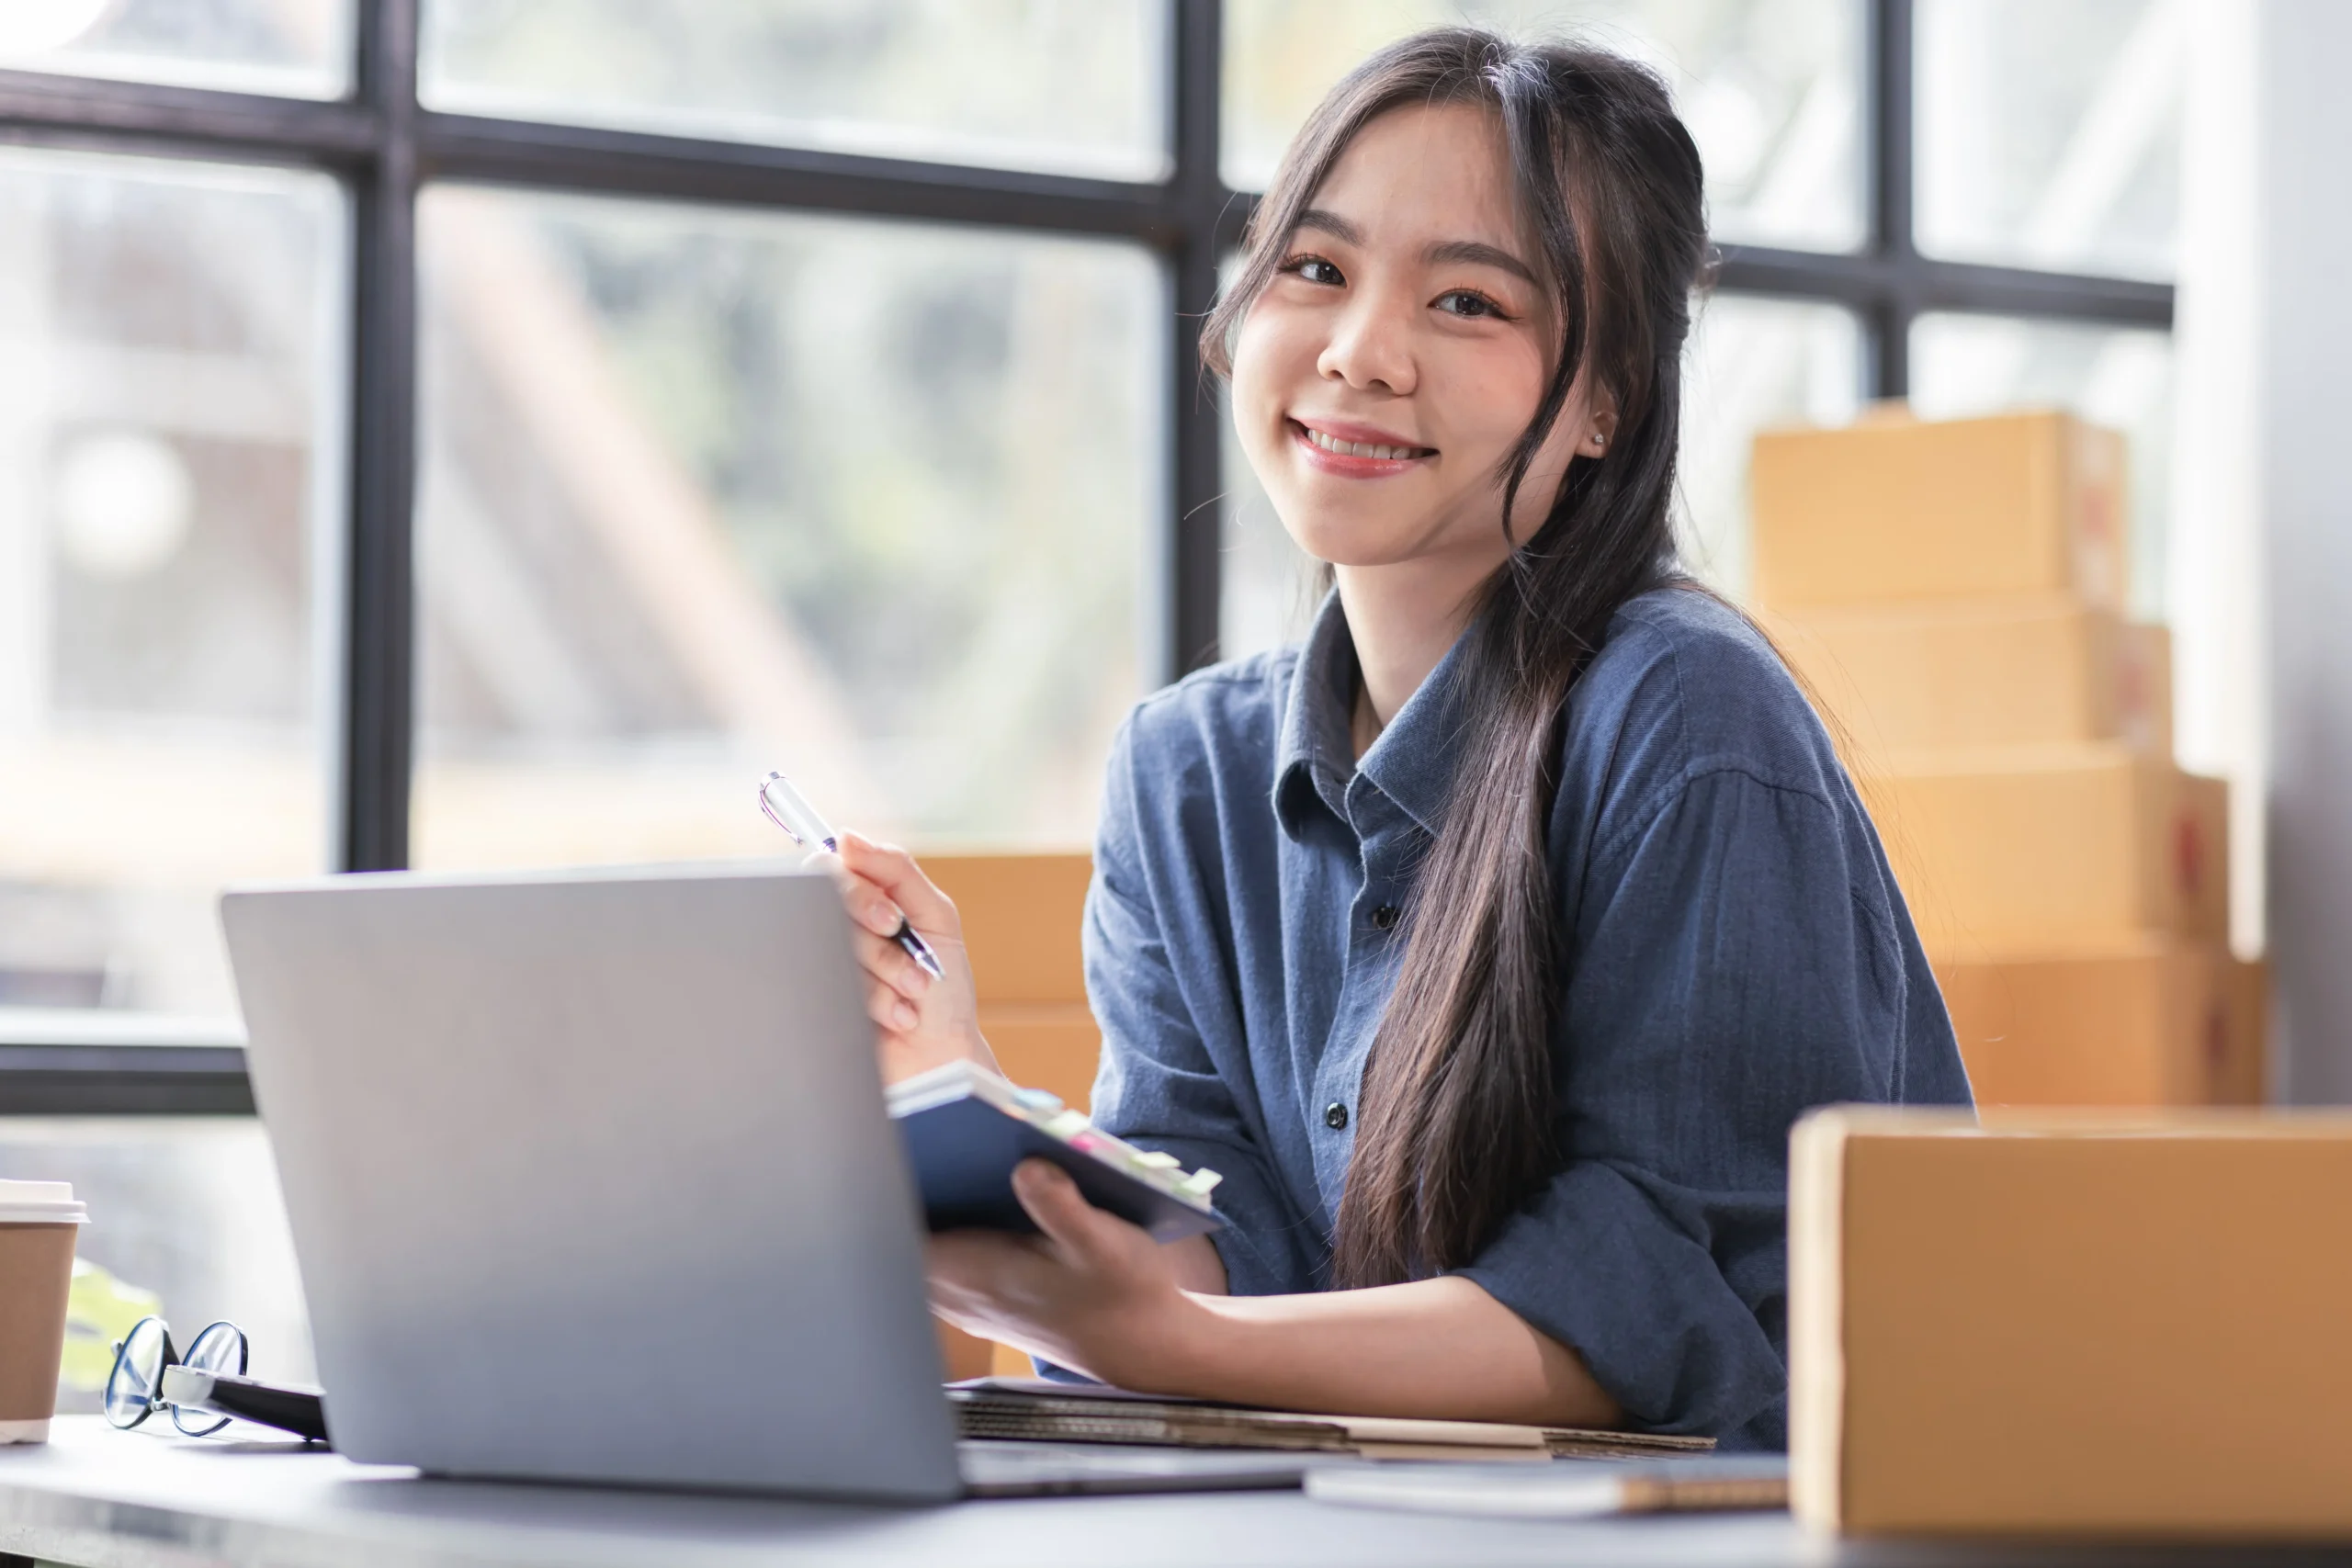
[1435,289,1504,320]
[1283,255,1343,287]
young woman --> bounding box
[833,28,1970,1450]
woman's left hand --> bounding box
[925,1159,1204,1390]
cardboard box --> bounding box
[908,854,1100,1371]
[1791,1108,2352,1537]
[925,853,1102,1110]
[2226,954,2272,1105]
[976,1003,1101,1113]
[924,853,1091,1004]
[1753,411,2128,612]
[1935,942,2266,1106]
[1768,597,2171,757]
[1862,747,2227,951]
[935,1321,993,1381]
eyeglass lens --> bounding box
[103,1317,171,1430]
[171,1322,250,1438]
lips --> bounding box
[1289,418,1434,475]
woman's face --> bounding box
[1230,103,1604,579]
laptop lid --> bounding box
[220,861,960,1502]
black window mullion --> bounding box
[340,0,419,873]
[1868,0,1917,400]
[0,64,378,164]
[416,113,1173,236]
[1167,0,1227,678]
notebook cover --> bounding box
[895,1093,1220,1244]
[945,1383,1714,1460]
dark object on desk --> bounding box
[954,1440,1318,1496]
[1306,1455,1790,1517]
[160,1367,329,1444]
[890,1061,1221,1243]
[950,1380,1714,1463]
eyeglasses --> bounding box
[103,1315,248,1438]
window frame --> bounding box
[0,0,2174,1109]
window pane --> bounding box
[1223,0,1865,252]
[1909,313,2174,619]
[0,151,342,1024]
[414,187,1158,866]
[1681,294,1862,602]
[0,1119,312,1411]
[1217,385,1315,664]
[1915,0,2182,279]
[0,0,351,98]
[421,1,1168,181]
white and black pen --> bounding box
[757,771,945,981]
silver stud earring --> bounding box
[1592,431,1607,449]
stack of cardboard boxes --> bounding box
[1753,409,2266,1106]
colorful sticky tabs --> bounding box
[1178,1168,1225,1200]
[1041,1110,1091,1140]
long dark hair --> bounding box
[1201,29,1708,1287]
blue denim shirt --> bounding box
[1080,586,1971,1449]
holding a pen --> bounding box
[757,771,1001,1088]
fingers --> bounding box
[923,1232,1046,1339]
[837,832,960,938]
[865,976,918,1034]
[855,926,933,1005]
[831,861,922,948]
[1012,1159,1121,1265]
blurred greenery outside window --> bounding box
[421,0,1170,179]
[413,187,1160,866]
[0,148,343,1022]
[1916,0,2182,281]
[0,0,352,96]
[1223,0,1868,251]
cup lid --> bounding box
[0,1179,86,1224]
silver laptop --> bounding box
[221,862,1309,1501]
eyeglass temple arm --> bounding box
[159,1366,329,1444]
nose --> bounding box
[1315,286,1418,397]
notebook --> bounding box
[949,1379,1717,1464]
[888,1061,1222,1243]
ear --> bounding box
[1584,395,1620,457]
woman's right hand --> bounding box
[831,832,1000,1086]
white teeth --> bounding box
[1305,426,1420,461]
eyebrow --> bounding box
[1423,239,1541,287]
[1293,208,1365,246]
[1290,209,1540,288]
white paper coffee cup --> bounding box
[0,1180,87,1226]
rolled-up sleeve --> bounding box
[1083,720,1319,1297]
[1456,765,1935,1448]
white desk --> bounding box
[0,1418,2337,1568]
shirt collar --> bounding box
[1272,592,1359,838]
[1272,591,1476,843]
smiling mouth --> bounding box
[1293,421,1434,462]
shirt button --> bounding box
[1370,904,1399,931]
[1324,1101,1350,1131]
